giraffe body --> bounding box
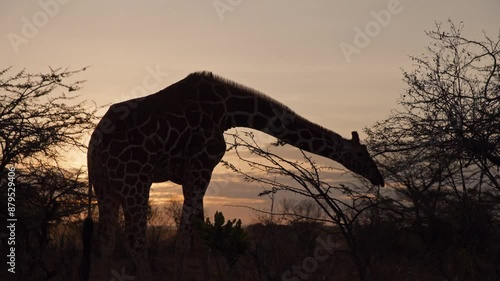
[84,72,384,281]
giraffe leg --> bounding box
[175,132,225,281]
[96,190,120,280]
[193,199,211,281]
[175,174,212,281]
[122,182,154,281]
[174,201,193,281]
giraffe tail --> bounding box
[79,216,93,281]
[79,158,94,281]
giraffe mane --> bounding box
[189,71,293,111]
[189,71,290,111]
[188,71,351,143]
[189,71,335,132]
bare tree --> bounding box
[2,160,88,280]
[279,198,327,225]
[163,197,184,229]
[222,131,394,281]
[366,20,499,189]
[0,67,98,176]
[367,21,499,213]
[0,67,98,280]
[365,21,500,279]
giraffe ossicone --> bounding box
[80,71,384,281]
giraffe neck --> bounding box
[192,72,352,163]
[226,96,349,163]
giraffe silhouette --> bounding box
[80,71,384,281]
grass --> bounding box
[1,220,499,281]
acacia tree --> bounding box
[0,67,98,175]
[366,21,499,213]
[0,67,97,216]
[365,21,500,279]
[9,161,88,280]
[0,67,98,279]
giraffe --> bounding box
[80,71,384,281]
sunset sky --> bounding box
[2,0,499,223]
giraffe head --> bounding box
[341,131,384,187]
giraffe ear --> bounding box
[351,131,360,144]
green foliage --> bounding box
[201,211,250,267]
